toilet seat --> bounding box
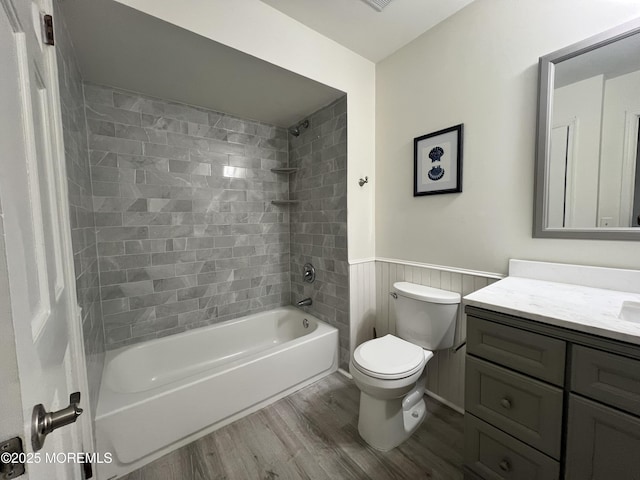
[353,334,428,380]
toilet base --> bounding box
[357,391,427,451]
[356,365,429,452]
[350,350,433,451]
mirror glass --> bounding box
[535,19,640,239]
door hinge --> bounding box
[82,454,93,479]
[42,14,54,46]
[0,437,25,479]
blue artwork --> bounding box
[414,124,462,196]
[428,146,444,162]
[428,165,445,181]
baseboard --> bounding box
[425,389,465,415]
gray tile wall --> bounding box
[85,84,291,348]
[289,97,349,368]
[54,3,104,414]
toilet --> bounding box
[350,281,460,451]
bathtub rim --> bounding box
[105,304,322,360]
[96,306,337,420]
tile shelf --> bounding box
[271,168,297,205]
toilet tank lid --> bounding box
[393,282,461,304]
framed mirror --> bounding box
[534,18,640,240]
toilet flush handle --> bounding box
[389,292,398,299]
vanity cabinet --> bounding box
[565,395,640,479]
[571,345,640,417]
[466,316,566,386]
[464,306,640,480]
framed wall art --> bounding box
[413,124,463,196]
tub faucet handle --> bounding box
[303,263,316,283]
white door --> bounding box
[0,0,92,478]
[548,122,576,228]
[548,126,569,228]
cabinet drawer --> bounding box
[467,316,566,386]
[572,345,640,417]
[566,395,640,480]
[465,414,560,480]
[465,356,563,459]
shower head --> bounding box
[289,119,309,137]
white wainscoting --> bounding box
[349,261,377,358]
[375,259,502,412]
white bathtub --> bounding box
[95,306,338,479]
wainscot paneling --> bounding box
[349,261,377,364]
[375,259,502,411]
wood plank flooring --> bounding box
[120,373,464,480]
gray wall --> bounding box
[55,3,104,414]
[85,84,291,348]
[289,97,349,368]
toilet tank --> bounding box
[391,282,460,350]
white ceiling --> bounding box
[260,0,475,62]
[59,0,344,127]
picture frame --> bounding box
[413,124,463,196]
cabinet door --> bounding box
[566,395,640,480]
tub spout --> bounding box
[297,298,312,307]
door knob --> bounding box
[31,392,83,451]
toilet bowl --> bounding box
[350,282,460,451]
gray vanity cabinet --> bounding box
[565,395,640,479]
[465,414,560,480]
[571,345,640,417]
[465,356,563,458]
[466,316,566,386]
[464,306,640,480]
[565,345,640,479]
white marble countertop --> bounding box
[464,276,640,346]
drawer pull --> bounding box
[500,397,512,410]
[499,459,511,472]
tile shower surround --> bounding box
[289,98,349,368]
[85,84,292,348]
[55,5,104,414]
